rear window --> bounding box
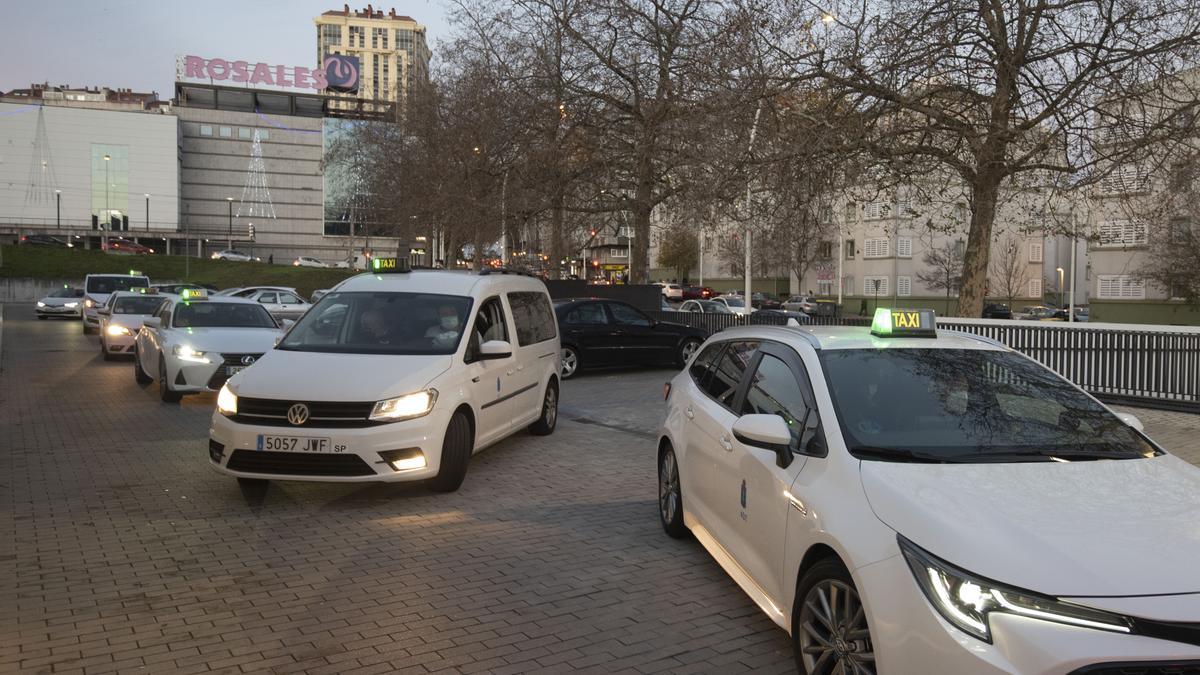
[87,276,149,294]
[508,292,557,346]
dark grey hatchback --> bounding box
[553,298,707,379]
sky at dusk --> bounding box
[0,0,455,96]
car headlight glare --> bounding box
[84,298,95,308]
[369,389,437,422]
[217,384,237,416]
[106,324,133,336]
[172,344,209,363]
[898,535,1130,642]
[64,302,79,308]
[37,301,46,308]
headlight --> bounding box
[898,535,1131,642]
[64,302,79,308]
[172,344,210,363]
[106,324,133,336]
[369,389,437,422]
[37,301,46,308]
[217,384,238,416]
[84,298,95,308]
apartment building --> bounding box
[315,5,431,107]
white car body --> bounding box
[293,256,329,268]
[658,320,1200,673]
[134,295,284,399]
[208,267,561,487]
[82,273,150,333]
[233,288,311,321]
[211,250,253,262]
[98,291,168,358]
[660,283,684,300]
[35,287,83,319]
[711,295,752,316]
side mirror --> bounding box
[479,340,513,360]
[1114,411,1144,432]
[280,319,295,331]
[142,317,161,328]
[98,308,111,316]
[733,414,794,468]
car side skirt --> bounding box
[686,514,791,634]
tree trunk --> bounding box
[959,175,1001,317]
[550,191,565,279]
[631,150,654,285]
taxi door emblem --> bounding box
[287,403,310,426]
[241,355,257,366]
[740,479,747,509]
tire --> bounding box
[82,323,93,335]
[237,477,269,488]
[658,444,687,538]
[133,346,152,385]
[37,315,47,320]
[676,338,701,367]
[560,345,580,380]
[429,411,472,492]
[528,379,558,436]
[159,357,183,403]
[793,558,875,675]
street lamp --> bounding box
[103,154,111,250]
[55,189,61,228]
[226,197,234,249]
[144,194,150,233]
[1056,267,1065,307]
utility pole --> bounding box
[744,101,764,303]
[500,169,508,265]
[226,197,234,250]
[55,190,61,228]
[144,194,150,233]
[103,154,111,251]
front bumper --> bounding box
[103,333,138,355]
[37,305,81,317]
[857,553,1200,674]
[208,406,453,483]
[83,308,101,326]
[166,355,234,393]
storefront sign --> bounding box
[180,54,360,93]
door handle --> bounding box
[684,406,694,420]
[719,435,733,451]
[516,365,524,371]
[506,370,514,376]
[471,376,480,383]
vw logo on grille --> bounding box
[287,403,310,426]
[240,355,257,366]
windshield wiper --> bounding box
[850,446,966,464]
[970,448,1148,463]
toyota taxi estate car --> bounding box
[98,290,167,360]
[82,271,150,334]
[657,308,1200,674]
[134,290,285,403]
[208,259,561,493]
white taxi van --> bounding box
[208,258,561,492]
[658,308,1200,674]
[82,271,150,334]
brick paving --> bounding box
[3,303,1198,674]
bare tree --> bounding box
[989,234,1031,306]
[772,0,1200,316]
[917,240,964,299]
[1135,156,1200,302]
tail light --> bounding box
[663,382,672,401]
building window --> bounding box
[238,127,252,140]
[349,26,365,48]
[863,238,890,258]
[1029,242,1043,263]
[1097,219,1147,247]
[321,24,341,46]
[845,239,855,259]
[1098,164,1149,194]
[1029,278,1043,299]
[818,240,833,259]
[610,248,628,258]
[219,126,232,138]
[897,237,912,258]
[863,200,891,220]
[863,276,889,296]
[372,27,387,49]
[1097,275,1145,299]
[817,280,833,296]
[258,128,269,141]
[897,276,912,297]
[199,125,213,137]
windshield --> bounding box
[173,302,277,328]
[723,297,745,308]
[114,296,166,315]
[87,276,149,294]
[278,291,474,355]
[50,288,78,298]
[820,348,1159,463]
[700,300,730,313]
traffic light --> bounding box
[248,223,256,239]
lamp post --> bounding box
[103,154,111,250]
[144,194,150,233]
[1056,267,1065,308]
[226,197,234,250]
[55,189,61,228]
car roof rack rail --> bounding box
[479,267,540,279]
[939,329,1008,350]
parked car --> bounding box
[982,303,1014,319]
[1073,306,1091,322]
[659,296,677,312]
[102,238,154,255]
[554,298,706,379]
[679,299,733,314]
[711,295,752,316]
[152,283,208,296]
[293,256,330,268]
[782,295,818,314]
[1019,305,1064,321]
[659,283,684,300]
[21,234,71,247]
[211,250,254,262]
[232,288,311,321]
[750,292,782,310]
[749,308,811,325]
[682,285,716,300]
[310,289,331,303]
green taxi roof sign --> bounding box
[871,308,937,338]
[371,256,411,273]
[179,288,209,300]
[128,269,143,276]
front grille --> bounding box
[226,450,375,477]
[1069,663,1200,675]
[231,398,377,428]
[208,439,225,462]
[206,354,265,390]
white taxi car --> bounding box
[208,258,561,493]
[134,290,285,403]
[97,290,167,360]
[658,308,1200,673]
[36,286,84,319]
[82,272,150,334]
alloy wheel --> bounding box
[680,340,699,363]
[543,386,558,428]
[561,348,578,378]
[798,579,875,674]
[659,451,680,525]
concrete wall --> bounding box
[0,278,83,303]
[1089,300,1200,326]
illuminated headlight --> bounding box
[37,301,46,308]
[64,302,79,308]
[898,535,1131,642]
[369,389,437,422]
[106,324,133,337]
[378,448,427,471]
[172,344,210,363]
[217,384,238,416]
[84,298,95,308]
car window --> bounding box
[741,353,812,452]
[700,341,758,409]
[565,303,608,325]
[607,302,651,327]
[86,276,149,294]
[689,342,723,389]
[278,292,302,304]
[507,291,557,346]
[258,293,277,304]
[279,292,472,355]
[466,297,511,360]
[680,301,698,312]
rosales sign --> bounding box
[181,54,360,93]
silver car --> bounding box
[235,288,311,321]
[36,287,84,319]
[782,295,818,313]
